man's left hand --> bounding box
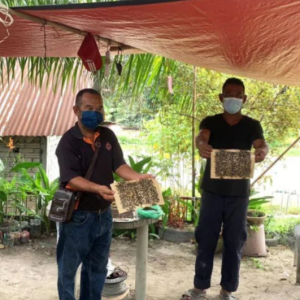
[255,148,267,163]
[138,174,155,180]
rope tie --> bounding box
[0,4,13,44]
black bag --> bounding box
[49,136,101,223]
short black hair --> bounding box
[222,78,245,93]
[75,88,101,107]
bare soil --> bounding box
[0,237,299,300]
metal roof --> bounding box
[0,68,92,137]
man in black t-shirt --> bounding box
[56,89,153,300]
[182,78,268,300]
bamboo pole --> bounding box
[8,8,139,53]
[192,67,197,198]
[251,135,300,187]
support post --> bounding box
[135,224,148,300]
[192,67,197,199]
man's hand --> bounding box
[253,139,269,163]
[97,185,115,202]
[115,164,155,181]
[255,148,267,163]
[198,143,213,159]
[138,174,155,180]
[195,129,212,159]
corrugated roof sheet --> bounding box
[0,67,93,137]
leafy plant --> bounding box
[0,157,30,224]
[251,258,265,270]
[9,162,59,233]
[265,216,300,236]
[113,155,152,182]
[160,188,172,228]
[160,187,199,229]
[250,225,259,232]
[248,189,272,210]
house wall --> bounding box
[0,137,46,176]
[46,136,62,183]
[0,136,46,213]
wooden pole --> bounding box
[251,136,300,187]
[8,8,138,53]
[192,67,197,198]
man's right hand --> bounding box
[198,143,213,159]
[97,185,115,202]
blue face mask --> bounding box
[81,111,104,130]
[223,97,243,114]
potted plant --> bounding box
[158,189,199,243]
[243,191,272,256]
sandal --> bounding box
[181,289,207,300]
[219,293,237,300]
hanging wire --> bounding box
[40,21,47,69]
[0,4,14,44]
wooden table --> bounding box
[113,218,159,300]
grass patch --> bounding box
[251,258,265,270]
[265,215,300,235]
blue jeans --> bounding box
[194,191,248,292]
[57,209,112,300]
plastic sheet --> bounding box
[1,0,300,85]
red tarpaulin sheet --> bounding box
[1,0,300,85]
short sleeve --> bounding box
[251,120,265,142]
[199,116,212,131]
[111,132,126,172]
[56,136,82,184]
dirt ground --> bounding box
[0,237,299,300]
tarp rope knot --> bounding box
[0,4,13,44]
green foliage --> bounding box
[251,258,265,270]
[248,189,272,210]
[197,161,206,196]
[249,225,259,232]
[0,156,59,233]
[160,187,200,229]
[9,162,41,173]
[265,216,300,236]
[113,155,152,182]
[18,164,59,234]
[160,188,172,228]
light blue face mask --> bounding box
[222,97,243,114]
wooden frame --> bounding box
[111,178,164,214]
[211,149,255,179]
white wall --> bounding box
[46,136,61,183]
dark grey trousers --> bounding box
[194,191,248,292]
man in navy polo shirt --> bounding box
[56,88,153,300]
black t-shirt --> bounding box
[200,114,264,197]
[56,123,126,211]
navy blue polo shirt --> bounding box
[56,123,126,211]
